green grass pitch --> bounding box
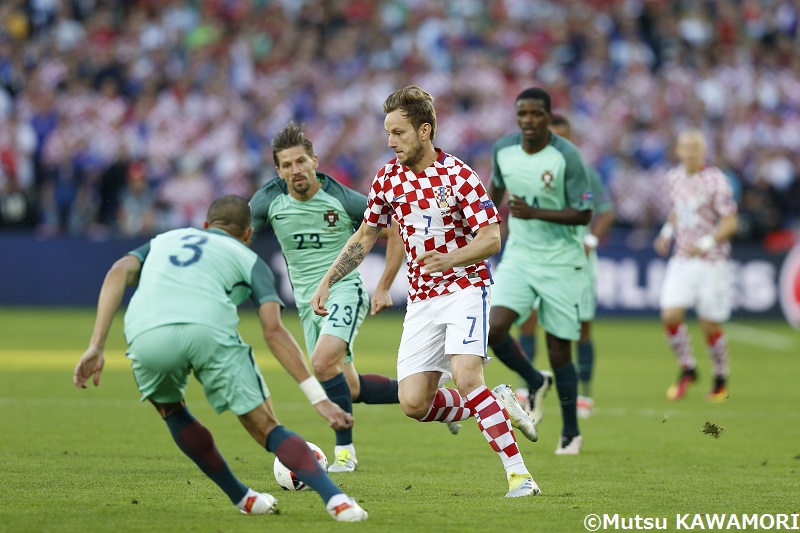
[1,308,799,532]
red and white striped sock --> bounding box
[706,330,729,379]
[465,386,525,472]
[665,322,696,370]
[420,388,473,422]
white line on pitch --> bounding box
[725,323,798,351]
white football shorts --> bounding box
[660,257,732,322]
[397,285,491,384]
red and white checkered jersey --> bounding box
[666,164,737,260]
[364,149,501,302]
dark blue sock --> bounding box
[489,334,544,390]
[553,362,580,437]
[519,334,536,363]
[577,341,595,397]
[319,373,353,445]
[266,426,343,503]
[164,407,247,504]
[354,374,399,404]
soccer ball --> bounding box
[273,442,328,491]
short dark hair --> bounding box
[516,87,552,113]
[272,122,314,167]
[383,85,437,141]
[206,195,252,236]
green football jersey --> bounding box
[250,172,367,305]
[491,132,593,266]
[124,227,283,342]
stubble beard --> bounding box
[289,173,312,196]
[400,137,424,169]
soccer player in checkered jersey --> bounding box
[653,129,738,402]
[249,122,411,474]
[487,88,594,456]
[311,85,541,498]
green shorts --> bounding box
[297,280,368,363]
[127,324,269,415]
[492,259,583,341]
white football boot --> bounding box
[327,497,369,522]
[492,384,538,442]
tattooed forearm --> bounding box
[328,242,365,286]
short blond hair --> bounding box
[383,85,437,141]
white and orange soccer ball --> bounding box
[273,442,328,491]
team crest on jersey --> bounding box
[324,209,339,227]
[434,185,452,209]
[541,171,554,190]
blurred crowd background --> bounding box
[0,0,798,249]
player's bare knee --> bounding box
[699,319,722,337]
[400,401,429,420]
[451,367,482,396]
[398,392,433,420]
[311,355,340,380]
[311,357,328,377]
[661,308,684,325]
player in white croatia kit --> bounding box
[654,129,739,402]
[312,86,540,498]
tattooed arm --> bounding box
[311,223,383,316]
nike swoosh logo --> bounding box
[462,339,479,344]
[391,194,406,202]
[274,215,288,220]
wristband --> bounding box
[659,223,674,240]
[694,234,716,252]
[583,234,599,249]
[299,377,328,405]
